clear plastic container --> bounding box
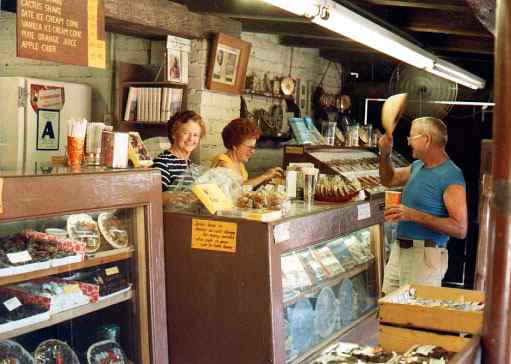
[321,121,336,146]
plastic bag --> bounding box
[195,167,243,206]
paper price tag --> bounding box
[105,266,120,276]
[273,223,291,244]
[63,284,81,294]
[7,250,32,264]
[3,297,22,311]
[357,203,371,221]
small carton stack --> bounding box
[378,284,484,354]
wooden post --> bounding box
[475,174,494,290]
[482,0,511,361]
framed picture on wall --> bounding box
[206,33,252,95]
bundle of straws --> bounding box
[67,118,88,138]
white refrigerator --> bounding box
[0,77,91,170]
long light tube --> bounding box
[261,0,486,89]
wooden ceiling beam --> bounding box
[171,0,296,18]
[238,19,336,38]
[320,49,396,64]
[281,33,493,55]
[352,0,469,12]
[429,37,494,55]
[396,9,493,37]
[280,36,367,50]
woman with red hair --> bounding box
[211,118,283,188]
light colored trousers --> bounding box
[382,241,449,295]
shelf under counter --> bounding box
[0,247,134,286]
[0,289,133,341]
[283,259,374,306]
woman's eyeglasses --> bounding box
[241,143,256,151]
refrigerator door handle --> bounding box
[17,86,27,108]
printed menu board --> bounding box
[17,0,106,68]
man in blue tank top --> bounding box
[378,117,467,294]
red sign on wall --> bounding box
[17,0,106,68]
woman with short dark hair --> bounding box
[211,118,282,188]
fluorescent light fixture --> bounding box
[431,59,486,89]
[261,0,486,89]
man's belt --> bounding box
[398,238,438,249]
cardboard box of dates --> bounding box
[378,284,484,354]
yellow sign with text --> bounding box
[191,218,237,253]
[0,178,3,214]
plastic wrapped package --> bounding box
[314,287,339,339]
[0,340,34,363]
[35,339,80,364]
[87,340,128,364]
[195,167,243,207]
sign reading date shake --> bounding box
[17,0,106,68]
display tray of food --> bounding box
[397,345,454,364]
[67,213,102,254]
[65,264,131,299]
[379,284,484,335]
[0,291,50,333]
[24,230,85,267]
[98,212,130,249]
[311,342,399,364]
[2,277,94,314]
[0,231,86,276]
[314,175,361,203]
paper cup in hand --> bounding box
[385,191,401,208]
[381,93,407,136]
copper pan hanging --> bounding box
[281,47,296,96]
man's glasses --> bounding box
[407,134,425,143]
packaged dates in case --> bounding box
[0,340,34,363]
[98,212,129,249]
[67,214,101,253]
[34,339,79,364]
[87,340,128,364]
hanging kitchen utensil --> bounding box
[281,48,296,96]
[381,93,408,136]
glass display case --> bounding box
[164,198,385,364]
[0,168,168,363]
[281,227,378,363]
[283,145,409,195]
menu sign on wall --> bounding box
[17,0,106,68]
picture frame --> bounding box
[206,33,252,95]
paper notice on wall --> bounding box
[87,0,106,68]
[0,178,3,214]
[191,218,237,253]
[37,88,63,110]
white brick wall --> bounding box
[190,32,342,176]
